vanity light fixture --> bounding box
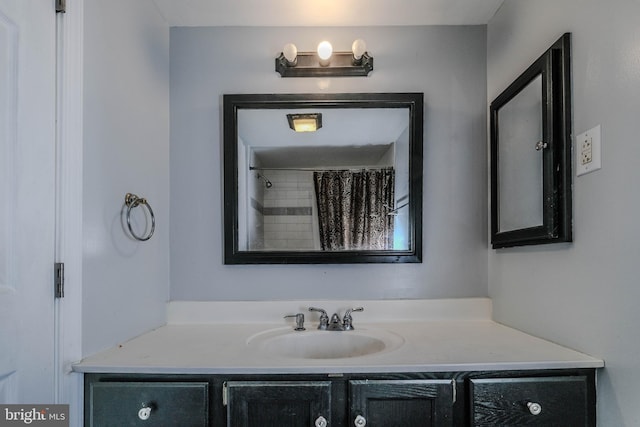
[287,113,322,132]
[282,43,297,66]
[317,41,333,66]
[275,39,373,77]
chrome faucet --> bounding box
[309,307,364,331]
[328,313,344,331]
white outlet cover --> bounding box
[576,124,602,176]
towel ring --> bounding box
[125,193,155,241]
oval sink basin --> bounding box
[247,328,404,360]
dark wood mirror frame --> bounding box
[490,33,572,249]
[223,92,423,264]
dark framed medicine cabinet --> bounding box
[490,33,572,249]
[223,92,423,264]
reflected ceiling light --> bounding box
[287,113,323,132]
[275,39,373,77]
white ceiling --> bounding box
[153,0,505,27]
[239,108,408,148]
[239,108,408,168]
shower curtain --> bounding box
[313,168,395,250]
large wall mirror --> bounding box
[490,33,572,248]
[223,93,423,264]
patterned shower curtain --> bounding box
[313,168,395,250]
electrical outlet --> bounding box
[581,137,592,165]
[576,125,601,176]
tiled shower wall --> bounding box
[260,170,318,250]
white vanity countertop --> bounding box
[73,299,604,374]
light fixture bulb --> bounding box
[292,119,318,132]
[352,39,367,60]
[317,41,333,66]
[283,43,297,65]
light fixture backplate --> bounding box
[275,51,373,77]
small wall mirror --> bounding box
[223,93,423,264]
[490,33,572,248]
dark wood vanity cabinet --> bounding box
[349,379,455,426]
[224,381,332,427]
[222,378,455,427]
[87,381,209,426]
[470,375,593,426]
[85,369,596,427]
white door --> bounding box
[0,0,57,402]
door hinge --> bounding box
[56,0,66,13]
[222,382,228,406]
[54,262,64,298]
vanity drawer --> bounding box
[88,381,209,427]
[469,376,592,426]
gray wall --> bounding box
[487,0,640,424]
[170,26,488,300]
[82,0,170,355]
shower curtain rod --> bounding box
[249,166,393,172]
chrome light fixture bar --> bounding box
[275,39,373,77]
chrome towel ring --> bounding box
[125,193,155,241]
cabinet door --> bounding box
[225,381,331,427]
[349,379,455,427]
[88,381,209,427]
[470,376,593,426]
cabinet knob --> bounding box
[354,414,367,426]
[527,401,542,415]
[315,415,328,427]
[137,406,152,421]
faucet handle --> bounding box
[284,313,305,331]
[308,307,329,330]
[343,307,364,330]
